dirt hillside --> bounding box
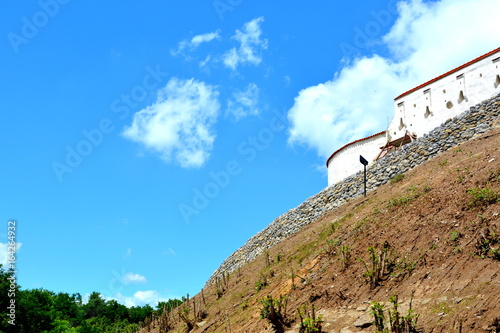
[143,127,500,333]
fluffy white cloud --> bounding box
[105,290,176,308]
[288,56,402,157]
[287,0,500,158]
[171,31,220,56]
[122,272,147,284]
[0,242,22,268]
[223,17,268,70]
[225,83,260,120]
[123,78,220,168]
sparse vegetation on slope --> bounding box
[141,128,500,333]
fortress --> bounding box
[326,47,500,186]
[208,47,500,285]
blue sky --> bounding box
[1,0,499,306]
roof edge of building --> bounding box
[394,47,500,101]
[326,131,386,167]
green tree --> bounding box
[156,299,182,315]
[83,292,106,319]
[17,288,56,333]
[0,265,19,333]
[53,292,82,323]
[1,268,172,333]
[49,319,79,333]
[103,299,129,322]
[128,304,154,324]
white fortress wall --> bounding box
[327,132,387,186]
[387,49,500,142]
[326,47,500,187]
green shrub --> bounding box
[358,243,391,289]
[319,221,341,240]
[467,187,499,206]
[450,230,461,242]
[387,195,413,207]
[339,244,351,271]
[390,173,405,184]
[371,294,420,333]
[255,275,268,292]
[260,295,289,331]
[297,303,323,333]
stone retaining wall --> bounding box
[206,93,500,286]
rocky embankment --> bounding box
[207,93,500,285]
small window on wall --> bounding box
[424,106,432,118]
[458,90,466,103]
[423,88,431,106]
[446,101,453,109]
[495,75,500,88]
[399,118,405,130]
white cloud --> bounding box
[0,242,22,268]
[223,17,268,70]
[123,248,132,259]
[199,55,211,68]
[122,272,147,284]
[287,0,500,158]
[106,290,176,308]
[225,83,260,120]
[384,0,500,79]
[288,56,401,157]
[284,75,291,87]
[123,78,220,168]
[171,30,220,56]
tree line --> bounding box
[0,265,182,333]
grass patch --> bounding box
[474,226,500,260]
[338,213,354,222]
[390,173,405,184]
[433,301,454,316]
[467,187,500,206]
[387,195,413,207]
[387,185,423,208]
[438,160,448,167]
[318,221,341,240]
[450,230,461,242]
[353,219,368,232]
[295,241,318,265]
[391,257,416,280]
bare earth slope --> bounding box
[144,127,500,333]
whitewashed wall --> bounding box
[327,48,500,187]
[327,132,387,186]
[387,50,500,142]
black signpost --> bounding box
[359,155,368,197]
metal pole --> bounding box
[360,155,368,197]
[364,164,367,197]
